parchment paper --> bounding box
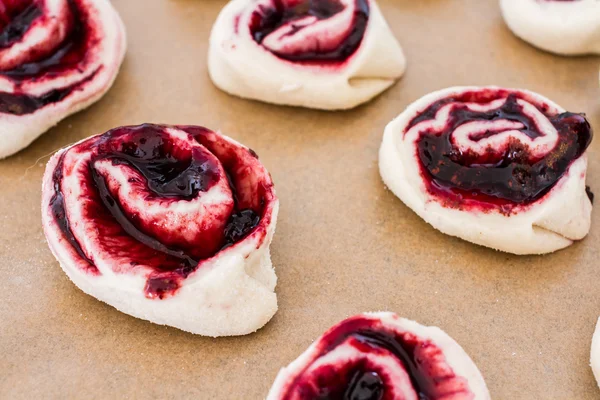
[1,0,599,398]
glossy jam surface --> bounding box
[407,91,593,211]
[0,1,40,48]
[280,316,473,400]
[0,0,100,114]
[249,0,369,62]
[50,124,270,299]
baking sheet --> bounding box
[1,0,600,398]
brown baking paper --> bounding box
[1,0,600,398]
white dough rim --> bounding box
[591,317,600,388]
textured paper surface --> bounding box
[1,0,599,398]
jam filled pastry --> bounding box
[41,124,279,337]
[379,86,593,255]
[500,0,600,55]
[267,313,490,400]
[208,0,406,110]
[0,0,126,158]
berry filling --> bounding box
[49,124,274,299]
[278,316,474,400]
[406,89,593,211]
[0,0,103,114]
[0,1,41,48]
[249,0,369,62]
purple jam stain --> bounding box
[50,124,266,299]
[282,316,473,400]
[223,209,261,248]
[407,92,593,210]
[249,0,369,62]
[144,274,183,300]
[0,0,99,114]
[0,2,41,49]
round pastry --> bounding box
[500,0,600,55]
[267,312,490,399]
[591,317,600,388]
[208,0,406,110]
[0,0,126,158]
[41,124,279,337]
[379,86,593,255]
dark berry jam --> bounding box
[0,0,100,114]
[249,0,369,62]
[407,90,593,211]
[345,371,384,400]
[50,124,272,299]
[223,209,261,248]
[0,68,98,115]
[280,316,474,399]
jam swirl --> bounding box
[269,314,481,400]
[406,89,593,211]
[0,0,108,115]
[248,0,369,62]
[48,124,276,299]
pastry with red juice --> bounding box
[379,86,593,255]
[500,0,600,55]
[0,0,126,158]
[208,0,406,110]
[267,313,490,400]
[41,124,279,337]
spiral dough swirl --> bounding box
[248,0,369,62]
[267,313,490,400]
[42,124,279,337]
[208,0,406,109]
[0,0,126,158]
[379,87,593,255]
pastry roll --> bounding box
[0,0,126,158]
[208,0,406,110]
[379,86,593,255]
[267,313,490,399]
[42,124,279,337]
[500,0,600,55]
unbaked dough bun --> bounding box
[208,0,406,110]
[267,312,490,399]
[42,124,279,337]
[0,0,126,158]
[500,0,600,55]
[379,86,593,255]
